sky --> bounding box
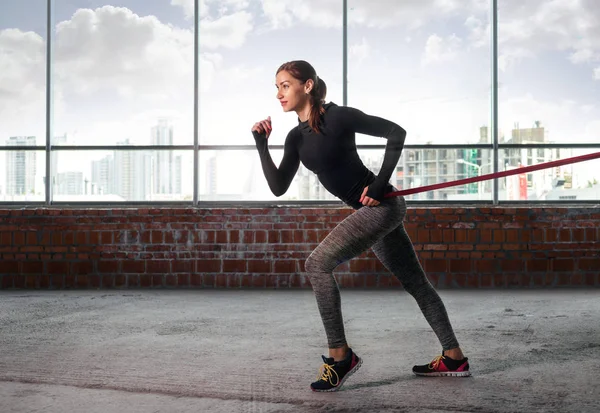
[0,0,599,199]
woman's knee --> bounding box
[305,252,336,274]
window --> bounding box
[0,1,598,205]
[198,0,343,201]
[498,0,600,200]
[0,0,47,201]
[347,0,491,146]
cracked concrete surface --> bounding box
[1,290,599,412]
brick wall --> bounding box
[0,207,598,289]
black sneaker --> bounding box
[310,348,363,392]
[412,352,471,377]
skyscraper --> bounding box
[114,140,152,201]
[92,155,115,195]
[151,120,174,194]
[6,136,37,196]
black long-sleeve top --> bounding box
[253,102,406,209]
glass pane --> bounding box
[198,1,343,146]
[0,150,45,202]
[52,150,192,201]
[199,150,337,202]
[360,148,493,201]
[200,148,494,203]
[347,0,491,145]
[0,0,47,145]
[498,0,600,144]
[499,148,600,201]
[52,2,194,145]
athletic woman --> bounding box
[251,60,470,392]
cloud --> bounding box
[171,0,202,19]
[200,11,253,49]
[594,67,600,80]
[52,6,249,95]
[261,0,486,30]
[54,6,194,99]
[1,4,248,141]
[0,29,46,138]
[349,37,370,62]
[422,33,462,65]
[468,0,600,75]
[171,0,249,19]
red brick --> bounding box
[450,260,471,272]
[274,260,297,273]
[223,260,246,272]
[13,275,25,288]
[97,260,119,273]
[442,230,455,243]
[216,230,228,244]
[196,259,221,273]
[215,274,227,288]
[579,258,600,271]
[202,274,216,287]
[227,274,241,288]
[585,274,597,286]
[114,274,127,287]
[475,260,495,273]
[558,229,571,242]
[254,231,267,243]
[70,262,93,275]
[252,274,267,288]
[173,260,193,273]
[146,260,170,274]
[553,259,574,272]
[248,260,271,273]
[1,261,19,274]
[47,261,68,275]
[501,260,524,272]
[165,274,177,287]
[479,230,492,243]
[123,261,145,273]
[268,231,280,243]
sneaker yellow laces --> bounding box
[429,355,445,370]
[318,363,340,386]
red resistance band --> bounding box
[385,151,600,198]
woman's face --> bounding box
[275,70,312,113]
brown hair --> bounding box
[276,60,327,133]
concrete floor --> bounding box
[0,289,598,413]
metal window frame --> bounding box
[0,0,598,207]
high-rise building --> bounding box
[205,154,218,196]
[173,155,182,195]
[151,120,175,194]
[114,140,152,201]
[56,171,83,195]
[92,155,115,195]
[6,136,37,196]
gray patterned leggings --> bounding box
[305,196,460,350]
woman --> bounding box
[251,60,470,392]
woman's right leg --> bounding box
[305,197,406,353]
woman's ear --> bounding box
[304,79,314,94]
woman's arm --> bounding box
[253,128,301,196]
[342,107,407,201]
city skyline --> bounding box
[1,120,599,202]
[1,1,599,201]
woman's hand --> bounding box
[360,186,380,207]
[251,116,272,139]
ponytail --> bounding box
[308,76,327,134]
